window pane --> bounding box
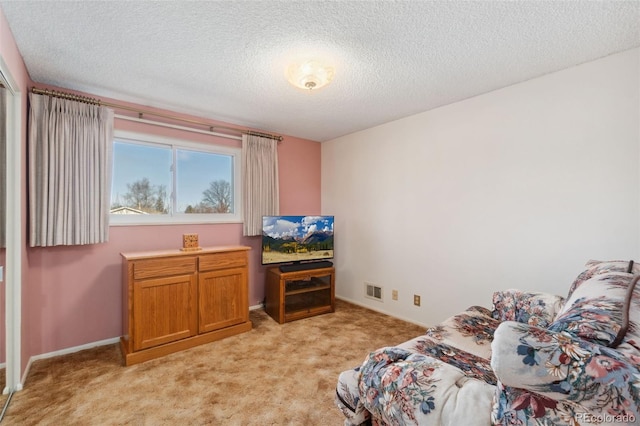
[111,141,172,215]
[176,149,234,214]
[110,131,241,225]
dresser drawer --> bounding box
[199,251,247,271]
[133,256,197,280]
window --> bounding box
[110,130,241,225]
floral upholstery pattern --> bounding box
[336,366,371,425]
[491,322,640,425]
[548,272,631,347]
[357,344,495,426]
[492,289,565,327]
[335,260,640,426]
[415,339,497,385]
[425,306,499,351]
[568,259,640,297]
[336,307,497,425]
[359,348,441,424]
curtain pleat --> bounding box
[29,93,114,247]
[242,134,279,236]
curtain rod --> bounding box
[115,114,242,141]
[30,87,283,141]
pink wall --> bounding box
[23,89,321,358]
[278,134,322,214]
[3,3,321,370]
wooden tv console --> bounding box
[120,246,252,366]
[265,266,335,324]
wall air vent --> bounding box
[365,282,383,301]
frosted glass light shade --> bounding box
[286,60,334,91]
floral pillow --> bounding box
[568,259,640,297]
[491,321,640,423]
[492,290,565,328]
[548,272,633,348]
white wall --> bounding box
[322,48,640,326]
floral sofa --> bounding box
[335,260,640,425]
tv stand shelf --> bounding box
[265,266,335,324]
[286,283,331,295]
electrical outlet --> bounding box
[413,294,421,306]
[392,289,398,301]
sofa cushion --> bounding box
[422,306,499,358]
[335,305,501,426]
[548,272,633,348]
[568,259,640,297]
[492,290,565,328]
[358,347,495,426]
[491,321,640,424]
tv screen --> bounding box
[262,215,334,265]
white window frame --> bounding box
[110,130,242,226]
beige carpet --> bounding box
[3,300,425,425]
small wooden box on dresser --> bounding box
[265,266,335,324]
[121,246,252,366]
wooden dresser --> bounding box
[120,246,252,365]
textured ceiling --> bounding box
[1,1,639,142]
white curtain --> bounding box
[242,134,279,236]
[28,93,114,247]
[0,86,6,248]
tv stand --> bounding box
[265,266,335,324]
[279,260,333,273]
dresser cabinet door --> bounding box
[133,274,198,351]
[198,267,248,333]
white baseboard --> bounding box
[21,337,120,387]
[249,303,264,311]
[336,295,429,328]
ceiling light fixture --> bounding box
[286,60,334,91]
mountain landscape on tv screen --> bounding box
[263,230,333,253]
[262,216,334,264]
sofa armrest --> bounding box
[491,321,640,405]
[491,290,565,327]
[336,366,371,426]
[357,346,495,425]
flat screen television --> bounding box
[262,215,334,267]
